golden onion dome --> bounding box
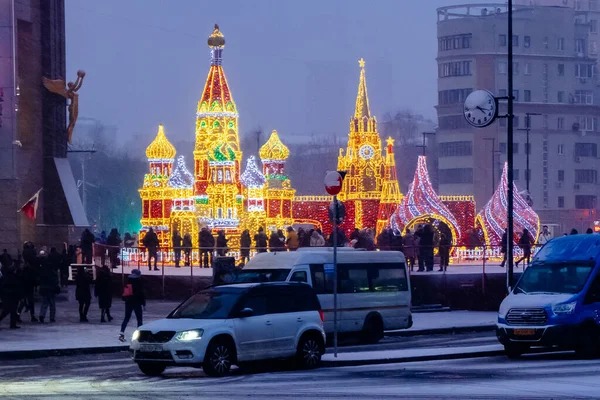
[145,124,176,160]
[259,130,290,161]
[208,24,225,48]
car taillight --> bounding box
[318,310,325,323]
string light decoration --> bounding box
[376,137,403,234]
[440,195,476,246]
[475,162,540,246]
[240,156,266,189]
[393,156,462,246]
[168,156,194,189]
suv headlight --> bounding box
[176,329,204,341]
[132,329,140,341]
[552,301,577,315]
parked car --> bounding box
[497,234,600,358]
[129,282,326,377]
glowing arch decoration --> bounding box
[476,162,540,245]
[392,156,461,244]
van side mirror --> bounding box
[239,307,254,318]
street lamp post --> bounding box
[507,0,515,290]
[416,131,436,157]
[518,112,541,200]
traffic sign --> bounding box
[324,171,343,196]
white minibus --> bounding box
[232,248,412,343]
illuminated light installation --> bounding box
[475,162,540,246]
[376,137,403,234]
[337,58,393,230]
[392,156,461,247]
[139,124,176,247]
[259,130,295,232]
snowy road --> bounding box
[0,336,599,399]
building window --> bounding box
[558,196,565,208]
[514,143,520,153]
[591,20,598,34]
[575,169,598,184]
[524,90,532,102]
[498,89,508,97]
[557,117,565,130]
[498,61,507,74]
[558,144,565,155]
[512,35,519,47]
[574,90,594,105]
[575,195,597,209]
[513,90,519,102]
[525,143,531,154]
[591,0,598,11]
[439,34,473,51]
[543,36,549,49]
[513,115,520,128]
[591,40,598,55]
[438,88,473,105]
[439,61,472,78]
[514,169,520,181]
[558,170,565,181]
[575,142,598,157]
[578,116,598,131]
[513,62,520,75]
[558,91,565,103]
[576,38,586,54]
[576,0,583,10]
[524,36,531,48]
[217,170,223,182]
[575,63,595,78]
[438,115,470,130]
[439,141,473,157]
[438,168,474,184]
[524,62,531,75]
[558,64,565,76]
[499,34,507,46]
[499,142,519,154]
[558,37,565,51]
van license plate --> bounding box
[140,344,163,352]
[513,329,535,336]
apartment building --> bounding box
[436,3,600,230]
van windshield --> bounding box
[231,269,291,283]
[514,263,594,295]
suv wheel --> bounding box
[296,334,323,369]
[362,315,384,344]
[504,343,528,359]
[203,339,234,377]
[137,362,166,376]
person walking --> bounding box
[95,265,113,323]
[402,229,418,271]
[537,225,553,246]
[254,227,268,253]
[172,229,183,268]
[38,250,60,323]
[75,266,92,322]
[182,233,193,267]
[107,228,122,270]
[199,227,215,268]
[438,231,451,272]
[119,269,145,342]
[310,230,326,247]
[142,228,159,271]
[0,263,21,329]
[499,228,508,268]
[286,227,299,251]
[123,233,134,248]
[515,229,533,268]
[17,257,38,322]
[240,230,251,266]
[80,228,95,264]
[216,230,229,257]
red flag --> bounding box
[18,189,42,221]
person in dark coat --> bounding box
[240,230,251,266]
[350,228,360,242]
[438,231,452,272]
[75,265,92,322]
[390,230,403,252]
[119,269,145,342]
[199,227,215,268]
[500,228,508,268]
[570,228,579,235]
[107,228,122,269]
[216,230,229,257]
[254,227,268,253]
[0,264,21,329]
[172,229,183,268]
[0,249,13,271]
[182,233,193,266]
[269,231,284,252]
[302,229,313,247]
[377,229,391,250]
[515,228,533,268]
[95,265,113,322]
[142,228,159,271]
[416,225,435,272]
[38,249,59,323]
[80,229,95,264]
[17,259,39,322]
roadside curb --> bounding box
[322,348,505,367]
[386,324,496,337]
[0,345,128,361]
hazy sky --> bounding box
[65,0,487,147]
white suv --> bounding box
[129,282,326,377]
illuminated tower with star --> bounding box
[337,59,387,229]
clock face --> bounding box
[463,90,498,128]
[359,145,375,160]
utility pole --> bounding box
[507,0,515,290]
[518,112,541,203]
[416,131,436,157]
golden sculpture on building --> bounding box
[43,70,86,143]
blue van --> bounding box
[496,234,600,358]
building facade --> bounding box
[436,3,600,230]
